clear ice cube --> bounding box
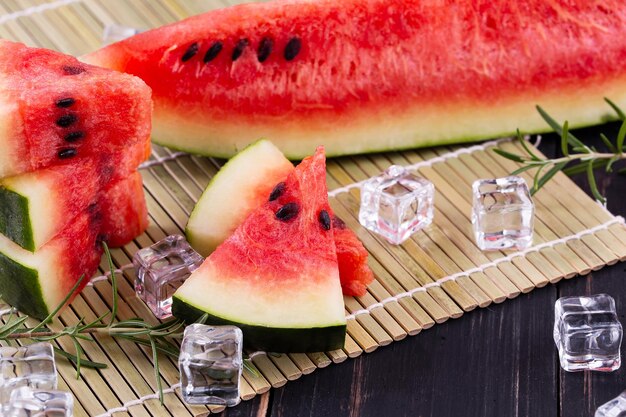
[471,176,534,251]
[596,391,626,417]
[358,165,434,245]
[5,387,73,417]
[0,343,57,404]
[102,24,141,45]
[134,235,204,319]
[554,294,622,372]
[178,324,243,406]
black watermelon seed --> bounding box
[62,65,85,75]
[257,38,273,63]
[284,37,301,61]
[55,98,75,108]
[57,148,77,159]
[319,210,331,231]
[276,202,299,221]
[64,131,84,142]
[204,41,223,63]
[181,42,199,62]
[232,39,249,61]
[332,216,346,230]
[56,114,77,128]
[269,182,286,201]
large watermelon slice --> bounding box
[0,40,151,178]
[0,172,147,319]
[84,0,626,158]
[0,141,148,252]
[186,139,373,296]
[173,147,346,352]
[0,209,102,319]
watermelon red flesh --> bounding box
[173,147,346,352]
[100,171,148,248]
[84,0,626,158]
[332,217,374,297]
[0,40,151,178]
[0,139,149,252]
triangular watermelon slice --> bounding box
[173,147,346,352]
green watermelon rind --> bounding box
[172,294,346,353]
[0,252,48,318]
[0,187,34,252]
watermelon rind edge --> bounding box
[171,294,346,353]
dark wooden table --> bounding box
[218,122,626,417]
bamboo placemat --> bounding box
[2,1,626,416]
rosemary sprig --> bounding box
[0,242,183,403]
[0,243,257,405]
[493,98,626,203]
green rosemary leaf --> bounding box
[71,337,83,378]
[243,358,261,377]
[54,347,107,370]
[536,106,587,150]
[517,130,541,161]
[605,97,626,120]
[0,316,29,339]
[149,336,164,404]
[600,133,617,153]
[561,121,569,156]
[532,165,545,194]
[607,155,621,173]
[492,148,525,163]
[617,119,626,152]
[533,161,568,195]
[195,313,209,325]
[587,160,606,204]
[116,334,180,357]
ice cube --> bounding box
[134,235,204,319]
[358,165,434,245]
[554,294,622,372]
[5,387,73,417]
[102,24,141,45]
[0,343,57,404]
[178,324,243,406]
[595,390,626,417]
[472,176,534,251]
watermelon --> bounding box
[0,40,151,178]
[99,171,148,248]
[0,209,102,319]
[186,139,373,296]
[186,140,294,256]
[84,0,626,159]
[173,147,346,352]
[0,141,148,252]
[0,171,147,319]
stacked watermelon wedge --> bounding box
[0,40,152,318]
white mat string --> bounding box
[0,0,81,25]
[93,383,181,417]
[327,137,514,197]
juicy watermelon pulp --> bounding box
[85,0,626,158]
[185,139,373,296]
[173,147,346,352]
[0,41,151,318]
[0,39,151,178]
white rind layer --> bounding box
[152,76,626,159]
